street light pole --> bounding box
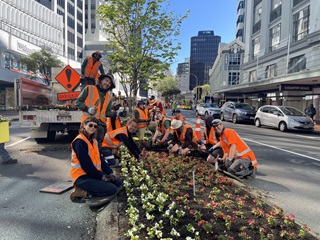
[189,73,199,88]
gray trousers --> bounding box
[224,158,252,177]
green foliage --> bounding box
[153,76,180,100]
[96,0,188,103]
[20,49,64,85]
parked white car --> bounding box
[195,103,221,118]
[254,105,314,132]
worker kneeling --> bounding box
[209,119,258,178]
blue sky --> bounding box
[168,0,238,74]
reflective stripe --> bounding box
[104,156,114,160]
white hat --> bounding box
[211,119,222,126]
[171,119,182,130]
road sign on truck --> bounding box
[15,66,83,143]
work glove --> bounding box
[87,107,96,115]
[102,174,117,183]
[108,173,117,182]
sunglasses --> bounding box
[88,123,98,129]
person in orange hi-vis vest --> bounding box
[69,117,123,203]
[75,74,116,151]
[101,119,143,166]
[198,116,223,161]
[210,119,259,178]
[171,109,186,124]
[147,95,166,121]
[80,51,105,89]
[152,110,173,146]
[134,100,157,140]
[168,120,198,156]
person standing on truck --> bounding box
[80,51,105,89]
[76,73,116,150]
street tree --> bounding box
[96,0,188,111]
[153,76,180,102]
[20,49,64,85]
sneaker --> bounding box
[246,167,257,179]
[70,187,87,202]
[2,158,18,165]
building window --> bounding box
[254,1,262,24]
[270,0,282,22]
[292,6,309,42]
[293,0,307,7]
[237,1,245,11]
[229,54,241,65]
[288,55,306,73]
[270,23,281,51]
[252,37,260,58]
[265,64,277,78]
[249,70,257,82]
[228,72,240,85]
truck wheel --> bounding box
[35,138,46,143]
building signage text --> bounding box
[279,84,312,91]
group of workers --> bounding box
[69,51,258,205]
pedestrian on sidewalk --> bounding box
[0,115,17,165]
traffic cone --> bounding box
[195,115,202,141]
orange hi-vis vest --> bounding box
[158,116,173,135]
[135,107,149,128]
[81,85,111,123]
[220,128,258,167]
[70,133,101,183]
[84,56,102,79]
[174,124,198,144]
[106,116,121,132]
[102,126,128,149]
[205,127,218,145]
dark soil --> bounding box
[116,149,317,240]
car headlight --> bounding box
[236,110,246,115]
[288,118,298,124]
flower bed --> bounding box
[118,147,316,239]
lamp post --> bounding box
[190,73,199,101]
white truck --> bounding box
[15,67,83,143]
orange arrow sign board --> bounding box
[57,91,80,101]
[55,65,80,92]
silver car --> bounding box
[254,105,314,132]
[195,103,221,118]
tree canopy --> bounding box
[96,0,189,105]
[20,49,64,85]
[153,76,180,101]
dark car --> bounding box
[220,102,256,124]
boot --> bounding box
[70,187,87,202]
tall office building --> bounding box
[236,0,245,42]
[36,0,84,62]
[189,30,221,90]
[176,60,190,94]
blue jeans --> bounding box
[75,176,123,197]
[0,143,11,162]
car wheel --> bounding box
[279,122,287,132]
[205,111,209,116]
[232,114,237,124]
[195,110,199,117]
[220,113,224,121]
[255,118,261,127]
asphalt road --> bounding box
[1,109,320,239]
[183,108,320,237]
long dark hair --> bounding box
[79,117,99,140]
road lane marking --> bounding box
[243,137,320,162]
[293,134,317,139]
[5,136,30,148]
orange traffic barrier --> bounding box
[195,115,202,141]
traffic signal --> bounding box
[197,87,202,100]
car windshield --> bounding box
[205,103,219,108]
[278,107,304,116]
[234,103,253,110]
